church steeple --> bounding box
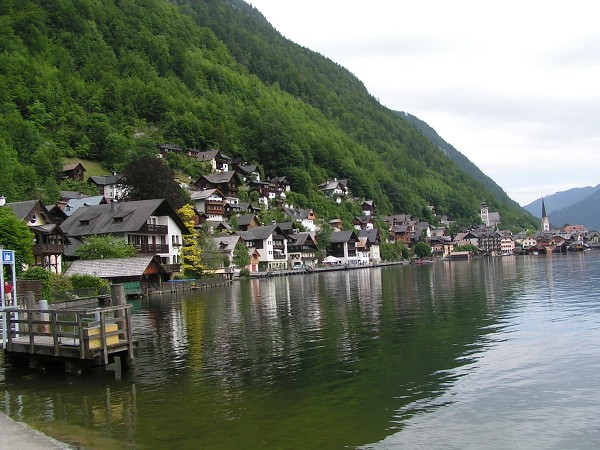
[541,198,550,232]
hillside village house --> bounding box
[206,235,246,276]
[195,172,241,202]
[283,206,317,232]
[501,236,515,255]
[318,178,349,203]
[328,230,360,266]
[232,159,260,182]
[362,200,376,217]
[7,200,69,274]
[190,189,225,221]
[359,229,382,263]
[88,173,126,201]
[522,236,537,249]
[236,225,290,271]
[60,199,187,275]
[62,162,86,181]
[287,232,319,268]
[196,150,231,172]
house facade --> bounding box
[60,199,187,275]
[287,232,318,268]
[88,173,125,201]
[190,189,225,221]
[236,225,289,270]
[7,200,68,274]
[328,230,360,266]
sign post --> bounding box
[0,249,16,348]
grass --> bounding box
[64,158,110,178]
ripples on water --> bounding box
[1,253,600,448]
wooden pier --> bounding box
[2,304,135,374]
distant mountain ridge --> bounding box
[523,185,600,230]
[398,112,527,216]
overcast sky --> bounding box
[247,0,600,205]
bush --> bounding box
[70,274,109,294]
[239,268,250,278]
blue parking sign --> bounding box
[2,250,14,264]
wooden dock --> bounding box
[2,304,135,374]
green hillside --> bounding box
[0,0,536,229]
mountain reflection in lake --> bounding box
[1,253,600,449]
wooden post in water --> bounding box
[21,291,35,334]
[111,284,135,371]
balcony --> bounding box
[273,254,287,260]
[32,244,65,255]
[162,263,182,273]
[139,223,168,234]
[133,243,170,254]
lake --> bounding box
[1,252,600,449]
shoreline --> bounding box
[0,412,71,449]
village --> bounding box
[4,144,598,294]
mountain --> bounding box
[398,111,529,223]
[0,0,537,229]
[523,185,600,218]
[546,188,600,230]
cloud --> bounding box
[250,0,600,205]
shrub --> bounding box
[70,274,109,294]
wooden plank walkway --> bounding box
[2,305,134,373]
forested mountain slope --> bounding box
[0,0,536,229]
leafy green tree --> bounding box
[380,241,409,261]
[120,156,191,209]
[70,274,109,294]
[413,242,432,258]
[455,244,479,253]
[233,240,249,269]
[177,204,203,277]
[0,207,34,272]
[315,224,332,260]
[74,235,137,260]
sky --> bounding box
[247,0,600,206]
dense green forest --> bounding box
[0,0,537,229]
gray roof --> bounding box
[88,174,122,186]
[65,256,164,278]
[236,214,257,226]
[60,199,186,237]
[359,229,380,243]
[236,225,282,241]
[6,200,39,220]
[64,196,106,216]
[197,150,230,161]
[288,232,316,247]
[283,207,311,221]
[330,230,357,243]
[190,189,222,200]
[199,171,237,184]
[59,191,91,200]
[209,235,242,252]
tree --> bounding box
[455,244,479,253]
[120,156,190,209]
[233,240,249,269]
[177,204,203,277]
[380,241,409,261]
[74,235,137,260]
[413,242,432,258]
[0,207,34,272]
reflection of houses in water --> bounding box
[1,376,139,446]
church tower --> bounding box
[480,201,489,227]
[541,198,550,232]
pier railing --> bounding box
[2,305,134,366]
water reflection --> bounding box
[1,255,598,448]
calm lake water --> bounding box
[1,252,600,449]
